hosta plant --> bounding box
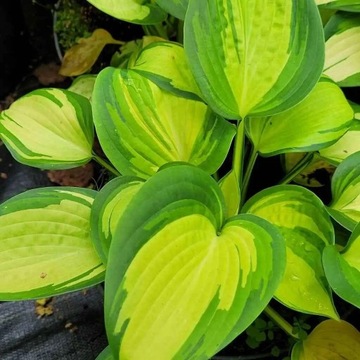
[1,0,360,359]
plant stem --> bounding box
[92,154,121,177]
[232,119,245,190]
[241,146,258,205]
[264,305,300,340]
[279,152,314,185]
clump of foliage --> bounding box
[1,0,360,359]
[54,0,92,50]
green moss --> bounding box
[54,0,91,50]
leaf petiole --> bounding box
[241,145,258,205]
[232,119,245,197]
[279,152,314,185]
[92,154,121,177]
[264,305,300,340]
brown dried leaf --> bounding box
[59,28,124,77]
[33,62,66,85]
[47,163,94,187]
[35,298,54,318]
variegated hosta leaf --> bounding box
[323,223,360,308]
[184,0,324,119]
[320,121,360,164]
[0,187,105,300]
[316,0,360,12]
[245,78,354,156]
[328,151,360,231]
[86,0,167,24]
[292,320,360,360]
[132,41,202,100]
[0,88,94,170]
[242,185,338,319]
[155,0,188,19]
[105,164,285,359]
[320,102,360,164]
[324,12,360,86]
[92,68,236,178]
[68,75,97,101]
[91,176,144,264]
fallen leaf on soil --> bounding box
[59,28,124,76]
[47,163,94,187]
[33,62,66,85]
[35,297,54,318]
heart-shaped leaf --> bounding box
[105,164,285,359]
[59,29,124,77]
[132,41,202,100]
[324,12,360,86]
[184,0,324,119]
[292,319,360,359]
[155,0,188,20]
[323,223,360,308]
[316,0,360,12]
[328,151,360,231]
[0,88,94,169]
[245,78,354,156]
[91,176,144,264]
[242,185,338,319]
[0,187,104,300]
[92,68,236,178]
[87,0,167,24]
